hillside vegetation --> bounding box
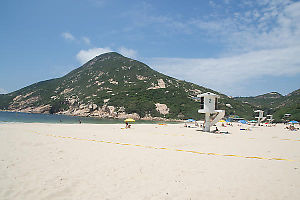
[235,90,300,121]
[1,52,258,120]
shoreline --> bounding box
[0,110,183,122]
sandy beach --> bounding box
[1,122,300,200]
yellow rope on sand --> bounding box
[29,130,298,163]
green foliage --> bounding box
[235,90,300,121]
[1,52,287,121]
[273,103,300,122]
[0,94,13,109]
[49,99,69,114]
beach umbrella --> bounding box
[238,120,248,124]
[288,120,299,124]
[186,119,196,122]
[124,118,135,123]
[226,118,232,122]
[219,120,226,122]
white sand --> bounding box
[1,122,300,200]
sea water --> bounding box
[0,111,174,124]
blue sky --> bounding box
[1,0,300,96]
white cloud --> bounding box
[0,88,7,94]
[82,37,91,45]
[76,46,138,64]
[190,0,300,53]
[121,0,299,54]
[61,33,91,45]
[123,0,299,55]
[147,45,300,95]
[118,47,137,58]
[76,47,112,64]
[61,32,75,41]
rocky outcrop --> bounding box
[108,79,118,85]
[136,75,148,80]
[147,79,166,90]
[9,104,51,114]
[9,93,41,110]
[53,103,141,119]
[155,103,169,115]
[116,112,140,119]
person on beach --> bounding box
[125,122,131,128]
[289,125,298,131]
[212,127,220,133]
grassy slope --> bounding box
[235,90,300,121]
[0,52,256,120]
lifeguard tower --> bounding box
[197,92,225,132]
[267,115,274,124]
[283,113,291,123]
[255,110,266,125]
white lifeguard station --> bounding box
[198,92,225,132]
[284,113,291,120]
[267,115,274,123]
[255,110,266,125]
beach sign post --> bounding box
[197,92,225,132]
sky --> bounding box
[0,0,300,97]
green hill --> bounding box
[235,90,300,121]
[0,52,256,120]
[235,92,283,108]
[272,89,300,121]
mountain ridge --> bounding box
[235,89,300,121]
[0,52,266,120]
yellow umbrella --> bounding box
[124,118,135,123]
[219,120,226,122]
